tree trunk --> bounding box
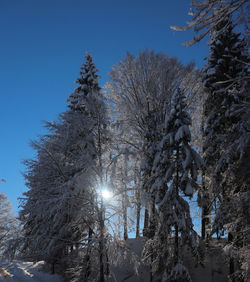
[201,172,206,240]
[149,262,153,282]
[123,193,128,240]
[134,168,141,238]
[201,206,210,240]
[148,196,156,238]
[228,232,234,280]
[99,207,105,282]
[201,172,211,240]
[143,206,149,237]
[97,114,105,282]
[149,197,156,281]
[122,158,129,241]
[136,188,141,238]
[51,262,55,275]
[175,224,179,265]
[105,247,110,276]
[201,210,206,239]
[85,227,93,280]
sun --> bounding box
[101,189,113,199]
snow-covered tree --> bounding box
[109,148,131,240]
[143,88,204,281]
[0,193,16,256]
[105,112,144,241]
[107,51,201,140]
[141,107,161,239]
[203,19,248,95]
[201,19,250,280]
[0,193,12,254]
[61,52,110,282]
[107,50,202,238]
[20,52,110,281]
[20,119,97,269]
[0,193,19,258]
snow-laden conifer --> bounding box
[20,52,110,280]
[144,88,204,281]
[202,18,250,280]
[67,51,101,114]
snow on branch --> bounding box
[170,0,249,46]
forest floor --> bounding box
[110,237,228,282]
[0,238,228,281]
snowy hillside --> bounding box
[0,261,62,282]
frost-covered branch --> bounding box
[171,0,249,46]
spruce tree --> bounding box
[203,18,248,170]
[67,52,110,282]
[202,18,250,280]
[20,52,109,280]
[144,88,203,281]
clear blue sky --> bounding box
[0,0,208,214]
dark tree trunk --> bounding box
[228,232,235,280]
[51,262,55,275]
[97,116,105,282]
[201,209,206,239]
[175,224,179,264]
[148,197,156,239]
[201,206,210,239]
[105,247,110,276]
[149,198,156,281]
[149,263,153,282]
[122,157,129,241]
[201,172,211,240]
[143,206,149,237]
[136,189,141,238]
[135,172,141,238]
[99,251,104,282]
[201,172,206,239]
[99,208,105,282]
[123,196,128,240]
[85,227,93,280]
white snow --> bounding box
[110,238,228,282]
[0,261,62,282]
[0,239,229,282]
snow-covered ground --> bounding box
[0,260,62,282]
[110,238,228,282]
[0,238,228,281]
[110,238,151,281]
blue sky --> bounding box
[0,0,209,214]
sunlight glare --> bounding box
[101,189,113,199]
